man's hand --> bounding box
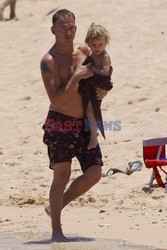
[95,87,108,100]
[74,62,93,80]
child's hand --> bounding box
[95,87,108,100]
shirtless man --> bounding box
[0,0,17,21]
[40,9,107,242]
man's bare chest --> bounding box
[55,51,87,83]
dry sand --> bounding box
[0,0,167,249]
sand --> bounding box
[0,0,167,249]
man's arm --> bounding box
[40,54,61,108]
[40,53,93,108]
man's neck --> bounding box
[56,42,73,55]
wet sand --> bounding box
[0,232,154,250]
[0,205,166,250]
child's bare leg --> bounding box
[86,101,98,150]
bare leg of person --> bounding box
[0,0,16,20]
[0,8,3,21]
[50,162,71,242]
[63,164,101,206]
[45,165,101,216]
[10,0,16,19]
[86,101,98,150]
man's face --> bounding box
[52,15,76,44]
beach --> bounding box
[0,0,167,249]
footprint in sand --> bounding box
[23,96,31,101]
[19,136,30,146]
[155,107,160,112]
[87,197,96,203]
[123,139,131,142]
[34,150,42,155]
[134,85,141,89]
[137,97,147,102]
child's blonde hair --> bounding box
[85,23,110,45]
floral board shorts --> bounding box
[42,110,103,172]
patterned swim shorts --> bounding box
[43,110,103,172]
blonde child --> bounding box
[84,23,112,149]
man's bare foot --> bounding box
[45,204,51,217]
[87,137,98,150]
[51,233,70,242]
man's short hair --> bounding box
[52,9,75,25]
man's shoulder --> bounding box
[41,52,53,63]
[40,52,55,73]
[40,51,55,69]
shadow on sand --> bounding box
[0,232,154,250]
[23,236,95,245]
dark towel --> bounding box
[78,56,113,139]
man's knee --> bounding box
[51,175,70,193]
[52,162,71,188]
[85,165,102,185]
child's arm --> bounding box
[102,53,111,74]
[91,53,111,76]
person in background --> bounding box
[0,0,17,21]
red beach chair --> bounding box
[143,137,167,188]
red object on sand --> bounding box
[143,137,167,188]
